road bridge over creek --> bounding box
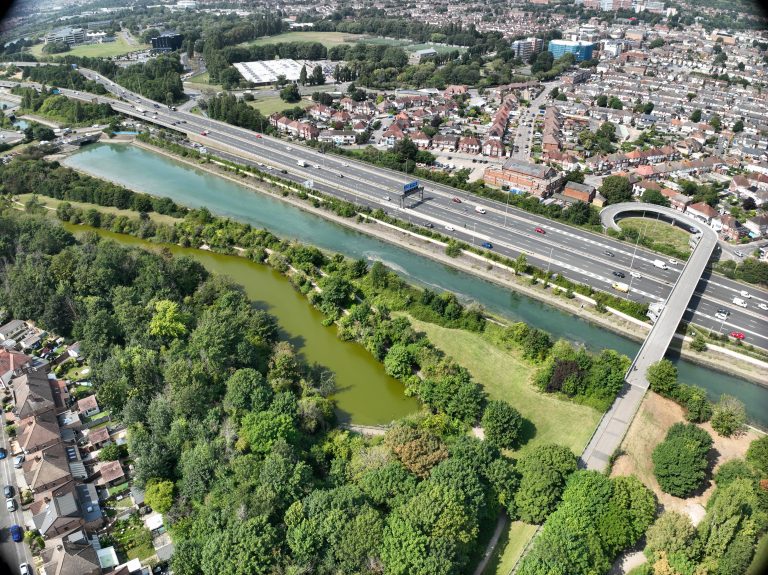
[580,203,719,470]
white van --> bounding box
[475,206,487,214]
[732,297,747,308]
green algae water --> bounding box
[62,224,419,425]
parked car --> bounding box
[734,250,744,258]
[481,242,493,249]
[0,447,6,459]
[612,271,626,278]
[6,497,16,512]
[10,524,23,542]
[19,563,32,575]
[13,454,24,468]
[4,485,14,498]
[729,331,745,340]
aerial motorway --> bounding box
[3,72,767,348]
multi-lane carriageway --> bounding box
[3,71,767,348]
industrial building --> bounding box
[233,59,336,86]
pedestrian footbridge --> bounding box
[580,203,718,470]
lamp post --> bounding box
[546,245,554,276]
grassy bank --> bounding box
[247,96,312,116]
[619,217,692,256]
[481,522,539,575]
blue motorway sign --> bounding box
[403,180,419,193]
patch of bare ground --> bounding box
[611,391,762,522]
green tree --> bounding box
[596,94,608,107]
[710,394,746,437]
[148,299,188,339]
[239,411,296,454]
[599,175,633,205]
[280,83,301,103]
[223,368,273,417]
[690,109,702,122]
[641,189,670,207]
[144,479,175,514]
[298,64,307,86]
[652,423,712,497]
[732,119,744,133]
[646,359,678,396]
[384,343,414,379]
[200,515,278,575]
[99,443,122,461]
[708,113,722,131]
[644,511,699,565]
[515,444,578,524]
[481,400,523,449]
[746,435,768,475]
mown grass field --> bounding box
[407,317,602,457]
[247,96,312,116]
[183,71,224,93]
[244,31,362,48]
[30,36,147,59]
[619,217,692,256]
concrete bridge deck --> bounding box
[580,203,719,470]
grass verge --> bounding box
[619,217,692,256]
[30,36,147,59]
[482,522,539,575]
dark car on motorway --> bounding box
[452,197,462,203]
[424,222,434,228]
[481,242,493,249]
[604,250,615,257]
[612,271,626,278]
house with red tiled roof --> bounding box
[687,202,718,224]
[18,411,61,453]
[97,460,125,487]
[382,124,405,146]
[660,188,692,212]
[458,136,481,154]
[0,349,31,388]
[433,134,458,151]
[411,131,431,148]
[444,85,468,98]
[76,395,100,418]
[482,139,505,157]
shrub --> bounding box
[710,394,746,437]
[746,435,768,475]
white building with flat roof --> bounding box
[233,59,337,85]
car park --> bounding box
[481,242,493,249]
[612,271,626,278]
[729,331,745,340]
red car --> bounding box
[200,130,208,136]
[535,227,545,234]
[452,197,462,203]
[729,331,745,340]
[255,134,262,138]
